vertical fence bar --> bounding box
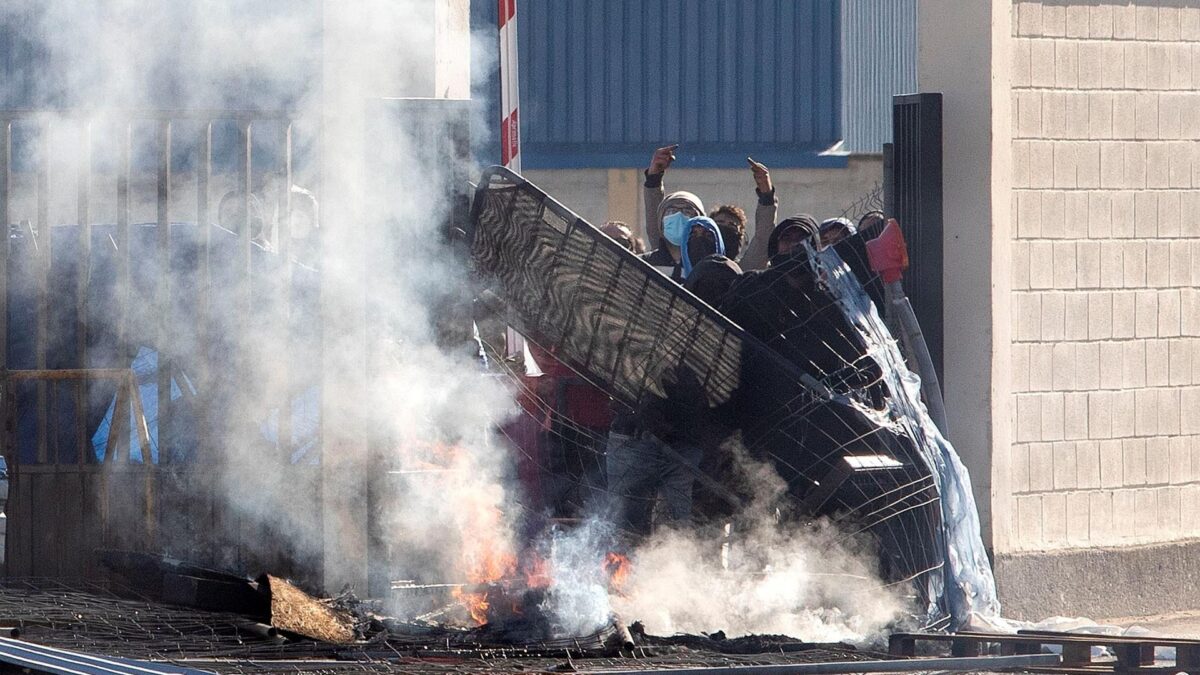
[1,121,11,477]
[156,121,172,470]
[196,122,211,463]
[240,121,253,310]
[115,123,131,463]
[277,122,292,461]
[75,122,91,466]
[35,121,51,465]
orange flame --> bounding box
[604,552,632,594]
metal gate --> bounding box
[889,93,944,386]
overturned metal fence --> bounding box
[0,110,321,580]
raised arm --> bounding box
[742,157,777,270]
[643,144,677,247]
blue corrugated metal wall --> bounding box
[475,0,846,170]
[841,0,917,154]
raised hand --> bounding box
[648,144,679,175]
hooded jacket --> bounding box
[642,191,708,283]
[766,214,821,262]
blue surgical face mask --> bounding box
[662,211,690,246]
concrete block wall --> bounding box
[1009,0,1200,552]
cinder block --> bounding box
[1015,292,1042,342]
[1124,437,1149,485]
[1182,192,1200,237]
[1193,242,1200,285]
[1065,294,1088,342]
[1032,138,1051,186]
[1043,493,1068,545]
[1136,4,1159,40]
[1017,1,1042,37]
[1159,289,1181,338]
[1042,392,1066,442]
[1089,490,1114,541]
[1113,4,1137,40]
[1043,2,1066,38]
[1135,93,1159,141]
[1134,489,1157,539]
[1066,5,1090,38]
[1101,341,1124,389]
[1147,143,1170,189]
[1075,142,1099,188]
[1077,240,1101,288]
[1019,92,1044,141]
[1064,392,1089,439]
[1185,486,1200,537]
[1159,486,1182,536]
[1013,141,1031,189]
[1030,241,1054,289]
[1054,440,1079,489]
[1125,143,1148,189]
[1159,94,1183,141]
[1032,39,1056,88]
[1169,338,1193,387]
[1146,436,1171,485]
[1146,240,1172,288]
[1158,387,1181,436]
[1101,439,1125,486]
[1017,495,1043,547]
[1161,6,1181,42]
[1044,92,1068,140]
[1013,38,1032,89]
[1099,142,1124,188]
[1147,43,1171,91]
[1112,290,1136,338]
[1113,489,1136,539]
[1123,338,1147,388]
[1041,292,1067,341]
[1183,97,1200,139]
[1056,41,1079,90]
[1111,190,1135,238]
[1088,391,1113,439]
[1169,435,1191,485]
[1078,42,1103,90]
[1060,189,1088,229]
[1017,392,1043,442]
[1135,289,1160,337]
[1123,240,1148,287]
[1124,42,1149,89]
[1105,43,1129,91]
[1181,5,1200,41]
[1156,190,1182,238]
[1168,142,1191,187]
[1012,442,1031,493]
[1029,441,1055,490]
[1013,240,1031,290]
[1135,388,1158,436]
[1077,342,1100,390]
[1053,341,1078,390]
[1043,191,1066,238]
[1182,388,1200,434]
[1088,291,1113,339]
[1054,241,1078,289]
[1064,492,1089,544]
[1100,241,1123,288]
[1184,289,1200,336]
[1146,339,1169,387]
[1030,342,1054,391]
[1168,241,1191,287]
[1017,190,1042,238]
[1089,93,1113,139]
[1078,440,1102,487]
[1012,342,1031,392]
[1170,44,1192,91]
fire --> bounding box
[604,552,632,594]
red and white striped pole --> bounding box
[498,0,536,369]
[498,0,521,173]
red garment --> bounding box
[526,344,614,430]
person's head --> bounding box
[767,214,820,262]
[600,220,645,253]
[858,209,886,234]
[681,216,725,277]
[708,205,747,260]
[819,217,856,248]
[657,191,705,248]
[684,254,742,306]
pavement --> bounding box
[1102,609,1200,639]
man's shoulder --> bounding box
[641,248,674,265]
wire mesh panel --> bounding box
[468,167,949,622]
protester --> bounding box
[641,191,706,282]
[600,220,645,254]
[819,216,856,249]
[642,146,777,271]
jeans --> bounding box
[605,432,701,536]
